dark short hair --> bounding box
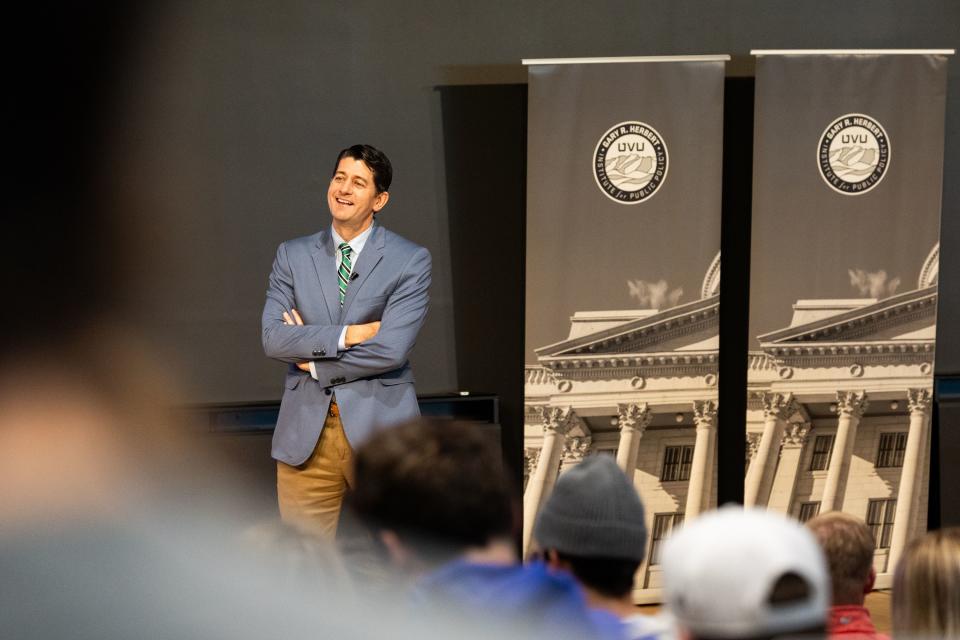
[351,418,514,559]
[556,552,640,598]
[333,144,392,193]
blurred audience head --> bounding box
[351,418,515,570]
[661,506,829,640]
[806,511,876,606]
[892,527,960,637]
[5,4,148,361]
[534,454,647,600]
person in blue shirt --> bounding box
[533,455,676,640]
[349,418,625,639]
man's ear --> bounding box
[379,529,410,567]
[373,190,390,212]
[544,548,568,571]
[864,566,876,593]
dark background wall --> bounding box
[113,0,960,407]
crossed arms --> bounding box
[261,241,431,386]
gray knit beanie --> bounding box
[533,454,647,561]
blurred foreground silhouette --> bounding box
[0,6,536,638]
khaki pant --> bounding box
[276,405,354,540]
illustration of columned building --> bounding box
[746,244,938,586]
[524,246,938,601]
[524,255,721,603]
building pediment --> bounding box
[757,286,936,366]
[758,286,936,345]
[536,295,719,360]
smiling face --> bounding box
[327,156,389,240]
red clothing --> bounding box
[828,605,890,639]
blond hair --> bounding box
[892,528,960,637]
[807,511,874,605]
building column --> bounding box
[685,400,718,519]
[821,390,869,513]
[745,393,798,507]
[766,422,812,514]
[523,447,540,492]
[615,402,652,478]
[888,388,933,571]
[560,435,593,474]
[746,433,762,476]
[523,406,576,557]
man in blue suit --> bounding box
[261,144,431,538]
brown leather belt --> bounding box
[327,399,340,418]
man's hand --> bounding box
[283,309,312,372]
[345,321,381,347]
[282,309,380,370]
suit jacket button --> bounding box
[330,378,337,385]
[312,348,326,357]
[324,388,331,396]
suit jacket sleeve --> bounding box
[261,242,342,363]
[310,246,431,386]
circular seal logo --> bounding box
[593,121,668,204]
[817,113,890,195]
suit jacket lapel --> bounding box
[342,223,385,316]
[310,228,341,323]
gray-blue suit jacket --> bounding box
[262,222,430,466]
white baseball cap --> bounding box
[660,506,830,639]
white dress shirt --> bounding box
[308,223,375,380]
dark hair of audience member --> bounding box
[4,3,151,362]
[553,553,640,599]
[351,418,514,565]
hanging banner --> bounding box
[746,50,951,581]
[522,55,727,601]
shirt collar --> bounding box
[331,221,375,256]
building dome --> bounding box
[701,251,721,299]
[918,243,939,288]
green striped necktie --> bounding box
[337,242,353,306]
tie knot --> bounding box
[338,242,352,258]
